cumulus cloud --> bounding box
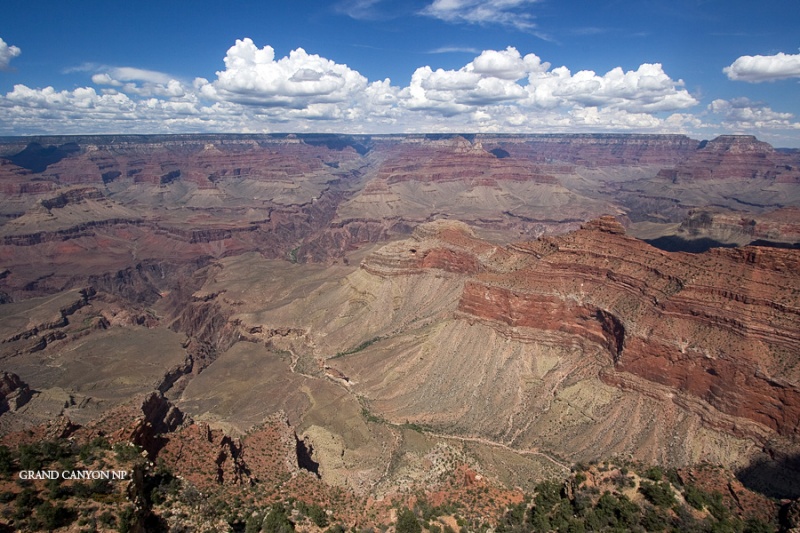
[198,38,369,112]
[0,37,21,70]
[568,106,663,129]
[401,47,542,114]
[401,47,697,117]
[0,38,739,138]
[530,63,699,113]
[708,98,800,129]
[420,0,540,32]
[0,83,248,134]
[471,47,548,79]
[724,52,800,82]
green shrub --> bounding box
[36,501,74,530]
[0,445,14,475]
[113,443,144,462]
[533,480,562,511]
[396,507,421,533]
[683,484,707,510]
[306,503,329,527]
[640,506,668,531]
[117,506,135,533]
[665,467,681,486]
[706,491,728,520]
[743,517,774,533]
[644,466,663,481]
[245,511,264,533]
[639,481,676,507]
[99,510,116,527]
[594,492,640,529]
[15,487,40,514]
[263,504,295,532]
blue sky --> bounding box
[1,0,799,145]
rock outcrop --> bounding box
[451,216,800,440]
[0,372,33,413]
[674,207,800,247]
[479,133,700,166]
[661,135,800,182]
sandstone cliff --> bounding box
[280,218,800,470]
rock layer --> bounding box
[449,217,800,440]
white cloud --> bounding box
[400,47,542,115]
[200,38,369,110]
[420,0,540,32]
[0,84,242,134]
[84,65,188,98]
[106,67,173,85]
[400,48,697,117]
[568,106,662,129]
[535,63,699,113]
[471,47,549,80]
[723,52,800,82]
[0,38,770,140]
[0,37,21,70]
[708,98,800,129]
[335,0,383,20]
[427,46,481,55]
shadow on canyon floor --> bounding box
[644,236,737,253]
[646,235,800,253]
[749,239,800,249]
[736,453,800,500]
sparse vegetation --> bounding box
[332,336,383,359]
[396,507,421,533]
[0,431,783,532]
[360,406,385,424]
[639,480,676,507]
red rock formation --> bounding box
[478,133,700,166]
[0,372,33,413]
[32,137,360,190]
[372,137,559,186]
[677,465,779,523]
[157,423,249,487]
[677,207,800,245]
[441,216,800,441]
[360,219,503,277]
[0,159,51,195]
[664,135,800,182]
[112,393,185,457]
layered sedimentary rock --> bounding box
[333,136,613,247]
[1,133,799,485]
[453,217,800,438]
[673,207,800,246]
[478,133,700,166]
[2,133,799,273]
[659,135,800,183]
[263,217,791,476]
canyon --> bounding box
[0,133,798,530]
